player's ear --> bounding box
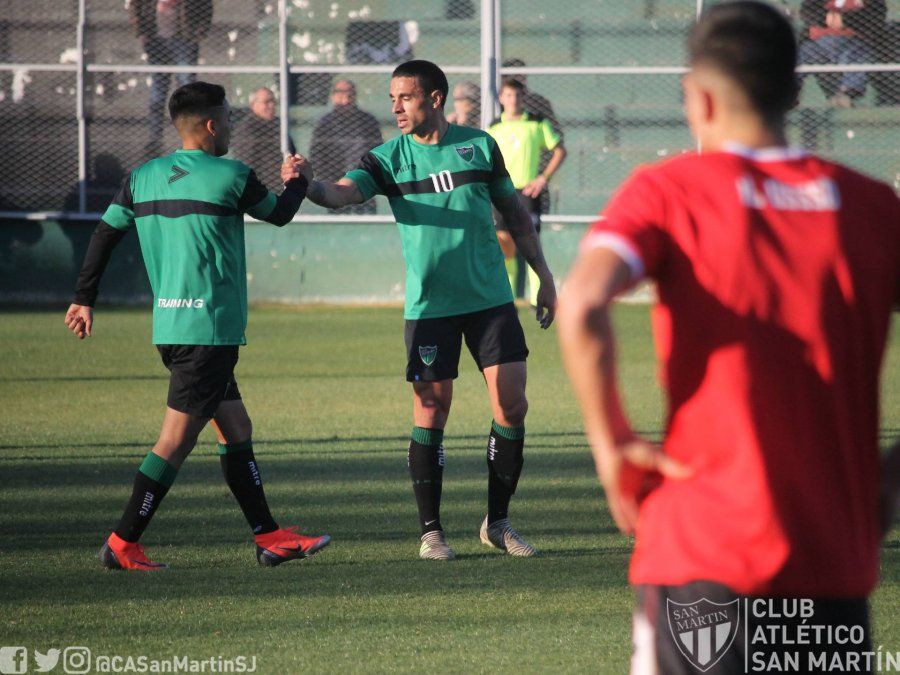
[430,90,442,110]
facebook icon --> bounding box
[0,647,27,674]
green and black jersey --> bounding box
[345,124,516,319]
[76,148,306,345]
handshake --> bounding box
[281,153,314,185]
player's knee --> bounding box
[417,396,451,426]
[498,395,528,427]
[234,417,252,443]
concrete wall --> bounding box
[0,217,589,305]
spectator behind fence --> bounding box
[230,87,296,191]
[446,81,481,127]
[309,79,383,214]
[799,0,887,107]
[131,0,213,157]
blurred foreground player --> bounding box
[558,3,900,673]
[65,82,331,570]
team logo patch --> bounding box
[419,345,438,366]
[168,165,189,183]
[667,598,741,672]
[455,145,474,161]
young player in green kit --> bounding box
[64,82,331,570]
[298,60,557,560]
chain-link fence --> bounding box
[0,0,897,301]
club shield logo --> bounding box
[455,145,474,162]
[667,598,740,672]
[418,345,438,366]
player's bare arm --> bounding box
[492,191,557,327]
[557,246,691,534]
[522,144,567,199]
[295,150,365,209]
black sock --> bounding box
[408,427,444,535]
[114,451,178,543]
[487,421,525,524]
[219,440,278,535]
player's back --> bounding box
[125,150,255,345]
[619,146,900,597]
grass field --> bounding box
[1,305,898,674]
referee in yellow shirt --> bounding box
[488,77,566,305]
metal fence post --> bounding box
[480,0,500,129]
[278,0,290,157]
[76,0,87,213]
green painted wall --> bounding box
[0,218,590,305]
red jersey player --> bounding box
[558,2,900,673]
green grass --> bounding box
[0,305,898,673]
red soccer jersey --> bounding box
[583,145,900,597]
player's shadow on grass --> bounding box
[0,428,664,453]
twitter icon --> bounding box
[34,649,60,672]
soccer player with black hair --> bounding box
[65,81,331,570]
[298,59,557,560]
[558,2,899,672]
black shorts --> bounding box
[404,302,528,382]
[633,581,872,674]
[157,345,242,418]
[493,190,541,234]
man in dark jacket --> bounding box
[131,0,213,155]
[309,79,383,214]
[230,87,296,191]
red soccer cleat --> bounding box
[254,526,331,567]
[99,532,169,571]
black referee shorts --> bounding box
[156,345,242,418]
[404,302,528,382]
[633,581,872,674]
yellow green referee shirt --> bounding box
[486,111,561,189]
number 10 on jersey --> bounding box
[429,170,454,193]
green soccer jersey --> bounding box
[101,149,280,345]
[345,124,517,319]
[487,112,560,189]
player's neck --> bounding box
[504,110,524,121]
[701,118,787,153]
[181,135,216,154]
[412,116,449,145]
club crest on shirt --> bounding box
[419,345,438,366]
[667,598,741,672]
[455,145,474,162]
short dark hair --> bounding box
[391,60,449,109]
[688,1,798,117]
[499,77,525,93]
[168,81,227,122]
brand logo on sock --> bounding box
[138,491,155,517]
[248,461,261,487]
[488,436,498,462]
[418,345,438,366]
[437,443,445,467]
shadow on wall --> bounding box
[0,153,150,303]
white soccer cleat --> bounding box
[419,530,456,560]
[480,516,537,557]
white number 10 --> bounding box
[429,170,454,193]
